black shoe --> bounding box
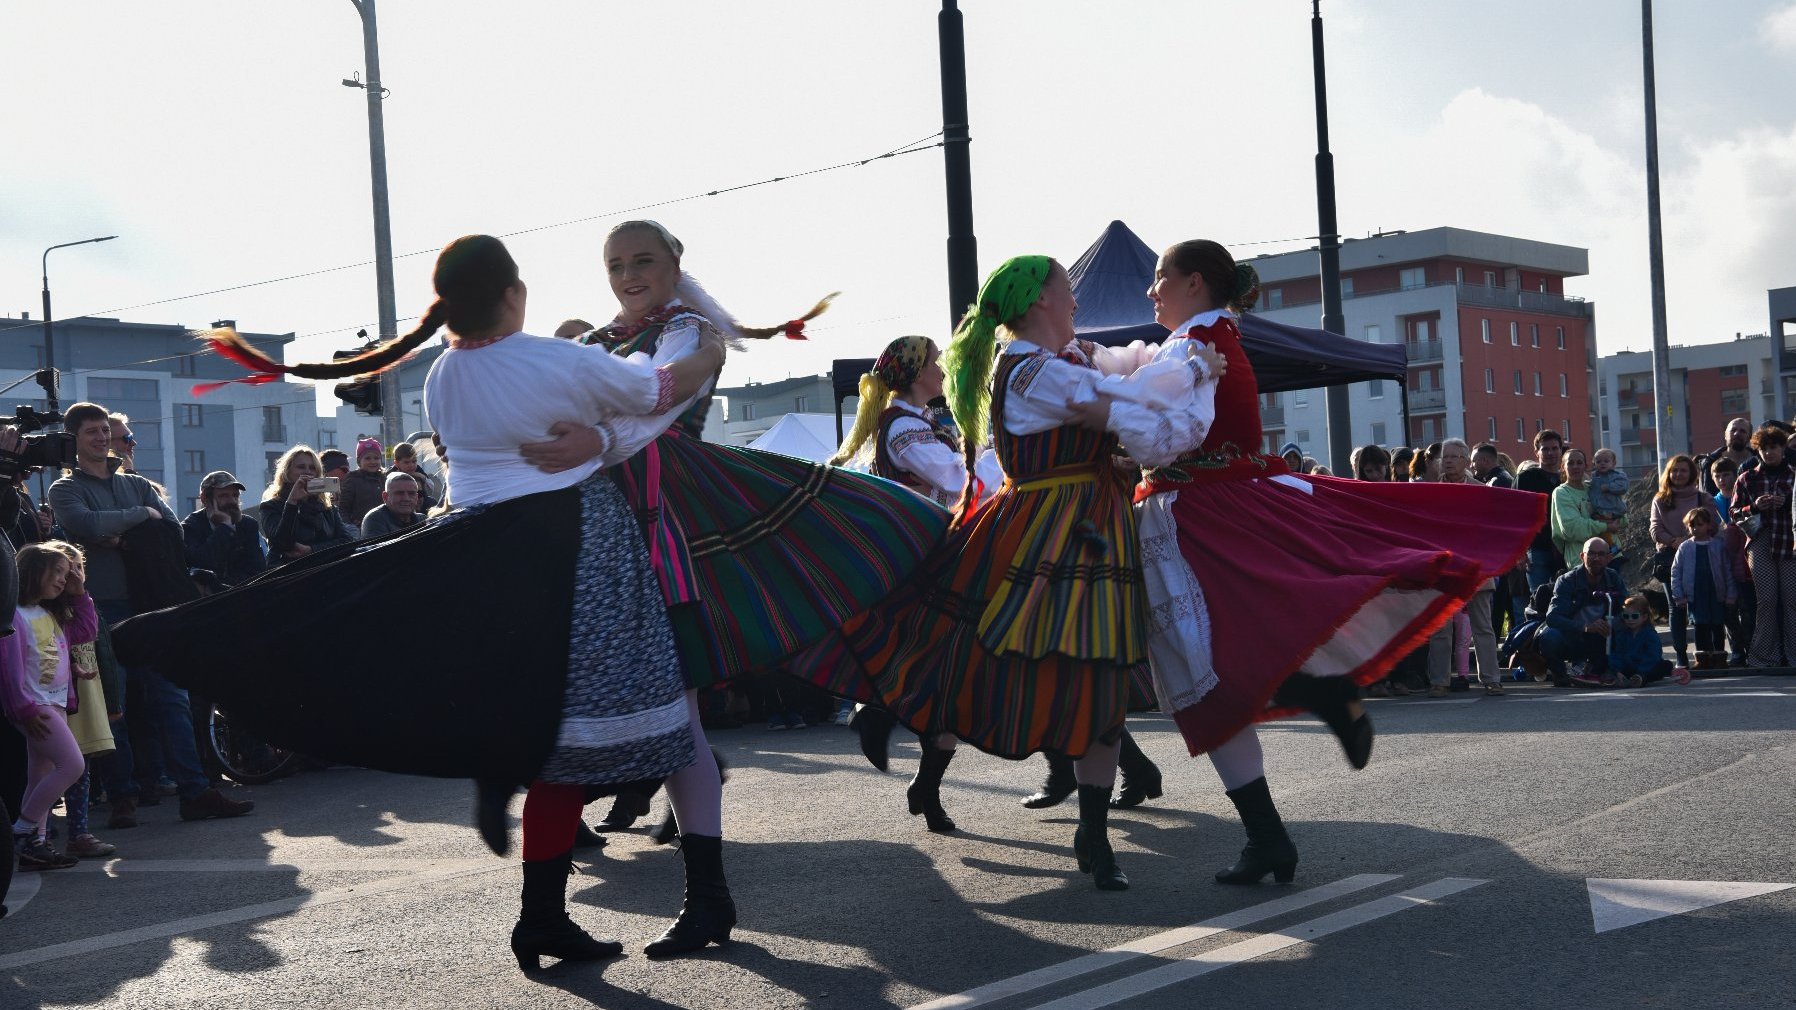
[1072,785,1128,890]
[1448,675,1471,693]
[644,834,736,958]
[1274,673,1374,770]
[1022,753,1076,809]
[1111,729,1163,809]
[475,778,516,857]
[511,853,623,972]
[571,820,608,851]
[1215,776,1297,885]
[851,707,898,773]
[906,742,957,833]
[178,787,255,822]
[598,791,652,832]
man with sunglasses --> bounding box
[108,412,137,474]
[1537,537,1629,687]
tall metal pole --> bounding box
[39,235,117,414]
[350,0,403,448]
[938,0,979,327]
[1641,0,1679,465]
[1311,2,1352,474]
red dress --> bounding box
[1136,316,1546,754]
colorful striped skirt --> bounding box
[639,432,950,689]
[793,466,1151,760]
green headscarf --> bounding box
[943,255,1053,456]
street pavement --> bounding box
[4,675,1794,1010]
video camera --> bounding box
[0,406,79,480]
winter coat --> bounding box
[258,496,354,565]
[1670,536,1737,607]
[1545,565,1628,635]
[336,469,387,526]
[181,509,268,586]
[1608,623,1665,677]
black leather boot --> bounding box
[1215,776,1298,885]
[906,741,958,833]
[599,789,653,831]
[1274,673,1374,770]
[475,777,517,857]
[510,852,623,972]
[1022,753,1077,809]
[1111,729,1163,809]
[1072,784,1129,891]
[644,833,736,958]
[571,820,608,851]
[851,706,898,772]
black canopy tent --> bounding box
[832,220,1409,445]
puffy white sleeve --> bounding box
[886,415,968,497]
[1086,340,1161,377]
[1001,353,1102,435]
[1102,339,1219,467]
[585,318,713,464]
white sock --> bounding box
[13,817,37,837]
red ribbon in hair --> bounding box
[781,319,810,340]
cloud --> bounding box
[1764,3,1796,52]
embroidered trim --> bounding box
[1007,353,1050,396]
[592,304,706,346]
[652,367,678,414]
[446,331,511,350]
[889,428,943,455]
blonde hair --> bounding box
[829,372,897,466]
[264,445,333,507]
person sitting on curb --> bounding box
[1537,537,1629,687]
[1607,594,1680,688]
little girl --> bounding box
[1671,508,1737,672]
[3,542,99,869]
[1608,594,1677,687]
[48,541,117,858]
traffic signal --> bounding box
[331,346,382,416]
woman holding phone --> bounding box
[257,446,354,565]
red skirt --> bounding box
[1149,473,1545,754]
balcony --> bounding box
[1408,388,1446,411]
[1619,427,1640,445]
[1405,340,1443,363]
[1261,403,1285,427]
[1616,390,1638,409]
[1453,282,1595,319]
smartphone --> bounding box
[307,477,341,495]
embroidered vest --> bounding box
[1137,317,1287,497]
[583,309,719,437]
[991,352,1115,480]
[874,404,961,506]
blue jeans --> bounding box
[1526,546,1561,594]
[97,600,210,799]
[1536,627,1607,675]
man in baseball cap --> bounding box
[181,470,267,586]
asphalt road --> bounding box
[5,675,1794,1010]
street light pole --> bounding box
[347,0,403,449]
[1641,0,1680,465]
[938,0,979,327]
[1310,2,1352,475]
[40,235,118,413]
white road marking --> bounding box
[62,857,491,875]
[0,861,502,970]
[1587,878,1795,934]
[906,874,1399,1010]
[1022,878,1489,1010]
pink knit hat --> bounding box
[356,437,383,460]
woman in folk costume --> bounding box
[1131,239,1547,884]
[113,235,745,971]
[797,255,1223,890]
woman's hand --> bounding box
[1066,395,1112,433]
[285,543,312,559]
[287,479,312,505]
[1191,343,1228,379]
[521,422,606,473]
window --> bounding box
[1484,368,1495,393]
[1417,370,1433,392]
[131,420,161,452]
[1559,373,1568,397]
[1481,319,1492,344]
[1369,378,1383,399]
[1371,421,1386,445]
[1364,324,1382,343]
[1516,418,1525,441]
[737,402,756,422]
[1534,372,1543,396]
[1536,418,1545,433]
[1295,429,1311,445]
[261,405,284,444]
[1510,322,1520,346]
[1514,370,1524,394]
[183,450,205,474]
[1294,388,1309,406]
[1718,364,1747,377]
[1562,419,1571,438]
[1720,389,1747,413]
[176,354,197,377]
[1415,319,1432,342]
[1556,326,1566,350]
[265,451,284,482]
[793,395,810,412]
[1455,267,1466,284]
[1399,267,1425,290]
[1341,277,1354,298]
[1484,270,1498,287]
[1266,288,1284,309]
[179,404,203,427]
[86,377,157,402]
[319,429,336,448]
[1487,416,1498,440]
[1530,324,1540,348]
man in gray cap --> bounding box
[181,470,267,587]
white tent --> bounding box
[744,413,842,463]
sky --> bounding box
[4,1,1795,413]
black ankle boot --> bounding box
[475,777,517,856]
[851,706,898,772]
[1022,753,1077,809]
[571,820,608,851]
[906,742,958,833]
[644,834,736,958]
[1110,729,1163,809]
[510,852,623,972]
[1072,784,1129,891]
[1274,673,1374,770]
[599,789,653,831]
[1215,776,1298,885]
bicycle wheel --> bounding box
[207,706,302,786]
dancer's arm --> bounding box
[887,415,967,496]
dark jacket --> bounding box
[337,469,387,526]
[48,467,180,605]
[358,504,423,539]
[1699,446,1758,495]
[181,509,268,586]
[258,496,354,564]
[1545,565,1629,635]
[1516,462,1562,552]
[121,517,200,614]
[1484,467,1515,489]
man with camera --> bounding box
[48,402,252,827]
[358,471,425,538]
[181,471,267,587]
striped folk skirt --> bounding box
[793,468,1151,760]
